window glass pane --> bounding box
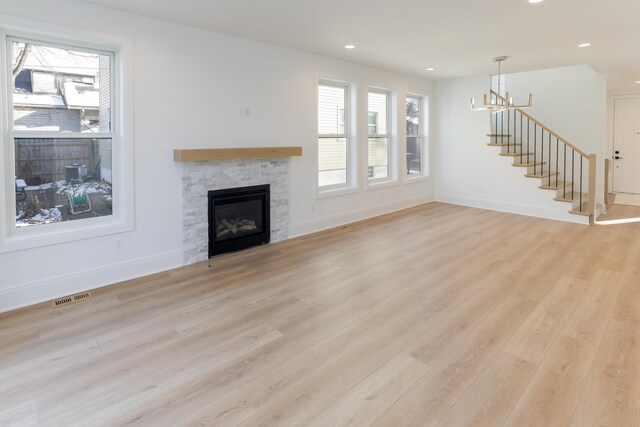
[406,96,420,136]
[407,137,422,175]
[367,112,378,135]
[368,91,388,135]
[318,84,346,135]
[368,91,389,179]
[318,137,347,186]
[11,41,111,133]
[368,137,389,179]
[406,96,422,175]
[15,138,113,228]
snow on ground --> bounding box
[56,180,111,195]
[16,207,62,227]
[16,179,112,227]
[26,180,66,191]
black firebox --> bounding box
[208,184,270,257]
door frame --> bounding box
[608,93,640,194]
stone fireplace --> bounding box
[180,157,290,264]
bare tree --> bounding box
[12,43,32,79]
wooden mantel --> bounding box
[173,146,302,162]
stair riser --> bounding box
[499,145,521,155]
[555,186,575,198]
[488,135,511,144]
[526,164,548,174]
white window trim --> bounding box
[0,20,134,253]
[316,79,358,197]
[405,93,430,182]
[366,88,394,185]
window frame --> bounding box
[0,24,134,253]
[316,79,356,195]
[405,93,424,178]
[366,88,392,183]
[404,93,430,182]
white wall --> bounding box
[606,73,640,169]
[0,0,433,312]
[434,65,606,222]
[507,65,607,168]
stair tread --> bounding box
[499,152,535,157]
[486,134,511,137]
[513,162,547,167]
[554,192,589,203]
[525,171,560,178]
[569,203,603,216]
[487,143,522,147]
[539,181,572,190]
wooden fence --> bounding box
[14,139,97,184]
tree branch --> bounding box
[13,44,32,79]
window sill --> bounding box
[405,175,431,184]
[316,185,360,200]
[0,216,133,254]
[366,179,399,191]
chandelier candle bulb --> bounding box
[471,56,533,113]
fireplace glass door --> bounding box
[208,185,270,257]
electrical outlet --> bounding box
[115,237,123,251]
[240,107,250,117]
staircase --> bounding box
[487,90,600,224]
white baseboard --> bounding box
[435,193,589,225]
[289,195,435,238]
[0,249,183,314]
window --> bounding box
[318,81,350,188]
[9,38,113,229]
[406,95,424,176]
[367,112,378,135]
[1,28,131,252]
[367,90,390,180]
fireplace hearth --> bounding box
[208,184,270,257]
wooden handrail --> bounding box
[489,90,589,157]
[489,89,599,221]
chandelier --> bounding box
[471,56,532,113]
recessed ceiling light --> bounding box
[636,81,640,84]
[425,67,436,71]
[578,42,592,48]
[344,44,355,49]
[528,0,544,3]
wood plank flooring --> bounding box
[1,202,640,426]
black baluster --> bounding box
[548,133,552,187]
[507,106,510,153]
[520,113,523,164]
[541,128,544,177]
[501,110,504,146]
[580,156,583,211]
[495,100,498,143]
[556,137,560,188]
[527,117,531,163]
[572,149,575,200]
[534,125,537,175]
[512,109,516,156]
[563,144,567,198]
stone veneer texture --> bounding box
[181,158,289,264]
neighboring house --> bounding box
[12,44,112,183]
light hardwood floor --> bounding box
[1,202,640,426]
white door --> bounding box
[613,97,640,194]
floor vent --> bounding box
[52,292,92,307]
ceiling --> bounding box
[79,0,640,83]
